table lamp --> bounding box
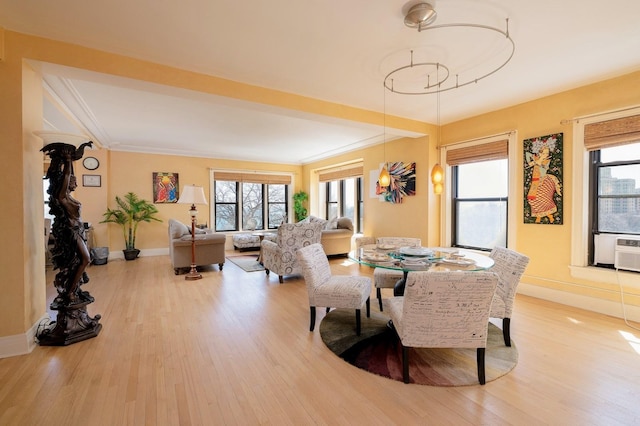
[177,184,208,280]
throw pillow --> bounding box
[326,217,339,230]
[170,220,190,239]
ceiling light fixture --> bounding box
[378,85,391,188]
[385,2,515,95]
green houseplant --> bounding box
[101,192,162,260]
[293,190,308,222]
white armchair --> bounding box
[261,222,324,283]
[297,243,371,335]
[488,247,530,346]
[384,270,498,384]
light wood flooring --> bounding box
[1,252,640,425]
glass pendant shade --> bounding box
[379,165,391,187]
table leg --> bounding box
[393,271,409,296]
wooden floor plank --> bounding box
[1,253,639,425]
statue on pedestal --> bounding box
[38,141,102,346]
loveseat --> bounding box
[301,216,354,256]
[168,219,226,274]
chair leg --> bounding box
[309,306,316,331]
[376,288,383,311]
[477,348,486,385]
[366,297,370,318]
[355,309,361,336]
[402,345,410,384]
[326,307,330,313]
[503,318,511,346]
[218,263,224,271]
[278,275,284,283]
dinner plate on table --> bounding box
[399,246,434,257]
[440,258,476,267]
[376,244,397,251]
[363,253,392,262]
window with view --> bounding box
[452,159,508,250]
[213,173,290,232]
[317,164,364,233]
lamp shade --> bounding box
[379,165,391,187]
[430,163,444,184]
[177,185,208,205]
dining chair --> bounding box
[297,243,371,336]
[488,247,530,346]
[373,237,421,310]
[384,270,498,384]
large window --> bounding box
[452,159,508,250]
[213,171,291,232]
[317,162,364,233]
[591,143,640,235]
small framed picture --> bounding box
[82,174,101,187]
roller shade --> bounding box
[214,171,291,185]
[318,163,364,182]
[584,114,640,151]
[446,140,508,166]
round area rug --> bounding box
[319,308,518,386]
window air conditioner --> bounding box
[614,236,640,272]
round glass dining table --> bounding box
[349,245,495,296]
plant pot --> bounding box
[123,248,140,261]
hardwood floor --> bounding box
[1,253,639,425]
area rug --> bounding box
[319,309,518,386]
[226,255,265,272]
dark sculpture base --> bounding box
[37,295,102,346]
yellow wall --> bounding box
[2,27,640,352]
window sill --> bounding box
[569,265,640,288]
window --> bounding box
[317,162,364,233]
[452,159,508,250]
[591,144,640,235]
[212,171,291,232]
[445,137,511,251]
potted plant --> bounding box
[293,190,308,222]
[101,192,162,260]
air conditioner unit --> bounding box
[614,236,640,272]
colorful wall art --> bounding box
[523,133,563,224]
[376,162,416,204]
[153,172,179,203]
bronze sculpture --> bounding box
[38,141,102,345]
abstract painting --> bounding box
[153,172,179,203]
[376,162,416,204]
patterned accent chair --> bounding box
[384,271,498,384]
[297,243,371,335]
[373,237,421,311]
[261,222,324,283]
[488,247,530,346]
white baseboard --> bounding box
[518,282,640,323]
[0,313,51,359]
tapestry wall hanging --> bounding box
[153,172,179,203]
[376,162,416,204]
[523,133,563,224]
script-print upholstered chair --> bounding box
[384,271,498,384]
[297,243,371,336]
[488,247,530,347]
[373,237,421,311]
[261,222,324,283]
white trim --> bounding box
[0,313,49,359]
[518,281,640,323]
[440,131,518,248]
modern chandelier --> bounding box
[383,2,515,95]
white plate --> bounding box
[376,244,396,251]
[441,258,476,266]
[399,246,434,257]
[363,253,392,262]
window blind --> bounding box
[584,114,640,151]
[446,140,508,166]
[317,163,364,182]
[213,171,291,185]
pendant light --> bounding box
[431,64,444,195]
[379,83,390,187]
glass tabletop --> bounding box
[349,245,494,272]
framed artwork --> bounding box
[153,172,179,203]
[375,161,416,204]
[82,174,101,187]
[523,133,563,224]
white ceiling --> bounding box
[2,0,640,164]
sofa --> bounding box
[302,216,354,256]
[168,219,226,274]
